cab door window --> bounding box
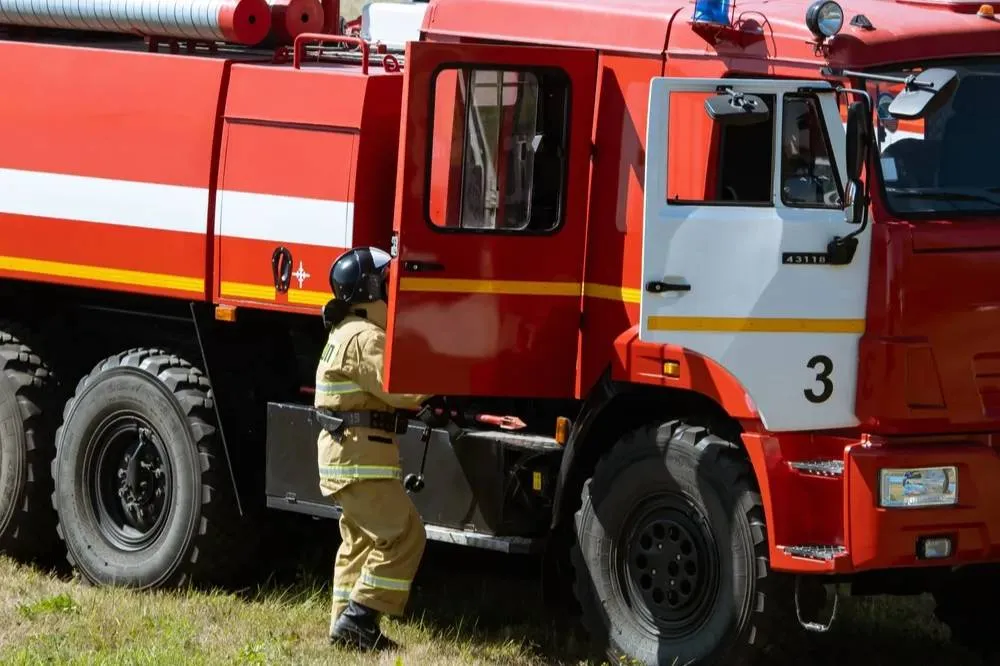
[779,94,843,208]
[427,66,570,233]
[665,91,776,205]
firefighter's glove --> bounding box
[415,397,451,429]
[414,398,465,440]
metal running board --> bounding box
[461,430,563,452]
[265,496,545,554]
[780,544,848,560]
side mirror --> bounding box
[704,91,771,126]
[888,68,958,120]
[844,179,865,225]
[844,100,869,182]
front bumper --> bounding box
[745,431,1000,574]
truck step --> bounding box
[423,523,544,554]
[265,496,544,554]
[460,429,563,453]
[780,544,848,561]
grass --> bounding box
[0,531,989,666]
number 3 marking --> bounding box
[805,355,834,404]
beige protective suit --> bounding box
[314,301,429,630]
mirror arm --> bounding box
[835,87,871,108]
[826,86,875,265]
[824,68,936,92]
[840,177,871,236]
[827,172,871,265]
[833,138,874,244]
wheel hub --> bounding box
[91,414,172,550]
[631,517,703,612]
[618,496,720,637]
[115,428,166,532]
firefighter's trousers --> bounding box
[318,427,427,629]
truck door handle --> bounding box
[271,246,292,293]
[402,260,444,273]
[645,280,690,293]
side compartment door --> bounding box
[641,77,871,432]
[383,41,598,397]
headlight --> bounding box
[879,466,958,508]
[806,0,844,39]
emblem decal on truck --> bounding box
[293,261,311,289]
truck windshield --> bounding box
[865,59,1000,217]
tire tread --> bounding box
[0,321,62,562]
[570,419,781,665]
[52,347,251,589]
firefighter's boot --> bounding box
[329,600,398,651]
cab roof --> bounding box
[422,0,676,55]
[421,0,1000,66]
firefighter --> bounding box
[314,245,441,651]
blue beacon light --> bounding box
[692,0,732,25]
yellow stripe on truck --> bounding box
[219,281,330,306]
[1,263,860,336]
[0,255,204,294]
[399,277,644,303]
[646,316,865,334]
[399,277,581,296]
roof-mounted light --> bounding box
[806,0,845,39]
[692,0,733,25]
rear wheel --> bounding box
[0,323,61,562]
[571,419,783,665]
[52,348,252,589]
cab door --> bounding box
[383,42,597,397]
[641,77,872,432]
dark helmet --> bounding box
[328,246,392,305]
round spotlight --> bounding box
[806,0,845,39]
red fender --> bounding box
[611,326,841,572]
[611,325,758,420]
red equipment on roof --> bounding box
[0,0,272,44]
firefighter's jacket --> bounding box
[314,308,428,496]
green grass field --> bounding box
[0,536,988,666]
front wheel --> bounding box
[571,420,783,665]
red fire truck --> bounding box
[0,0,997,662]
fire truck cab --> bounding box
[1,0,1000,664]
[362,0,996,663]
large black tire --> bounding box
[52,348,251,589]
[0,323,62,562]
[571,419,782,666]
